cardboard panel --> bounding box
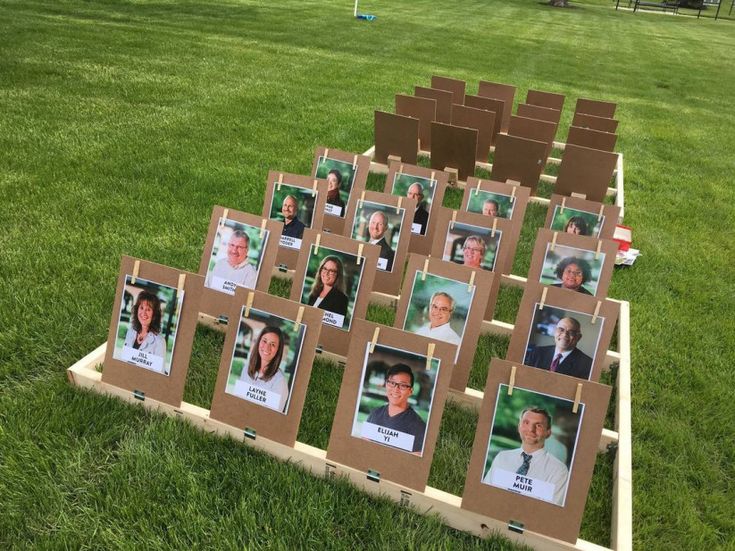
[430,121,478,182]
[311,147,371,234]
[394,254,497,391]
[326,321,457,490]
[575,97,616,119]
[464,94,504,144]
[198,206,283,318]
[431,75,467,105]
[526,228,618,299]
[571,112,618,134]
[516,103,561,125]
[477,80,516,133]
[396,94,437,151]
[384,161,449,256]
[526,89,565,112]
[415,86,453,124]
[461,359,612,543]
[289,230,379,357]
[490,134,547,195]
[374,110,419,165]
[451,103,495,163]
[208,289,323,446]
[554,144,618,203]
[102,256,203,407]
[507,114,557,162]
[262,171,328,271]
[543,194,620,239]
[506,282,620,382]
[343,191,417,296]
[566,126,618,153]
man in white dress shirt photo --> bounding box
[415,291,461,346]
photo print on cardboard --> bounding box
[466,189,516,219]
[351,342,441,455]
[539,243,605,296]
[268,182,316,249]
[440,220,502,272]
[113,274,184,377]
[315,155,358,218]
[544,194,620,240]
[350,199,405,273]
[390,171,437,237]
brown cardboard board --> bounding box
[415,86,453,124]
[575,97,616,119]
[374,110,419,165]
[311,147,371,234]
[571,112,619,134]
[477,80,516,133]
[198,206,283,318]
[451,103,495,162]
[526,228,618,299]
[430,121,478,182]
[464,94,504,144]
[507,114,556,163]
[262,171,328,270]
[516,103,561,125]
[102,256,203,407]
[461,177,531,230]
[343,191,417,296]
[544,194,620,239]
[554,144,618,203]
[396,94,436,150]
[526,89,565,112]
[566,126,618,153]
[289,230,379,357]
[394,254,497,391]
[384,161,448,256]
[431,75,466,105]
[490,134,547,195]
[208,289,323,447]
[326,320,456,490]
[461,359,612,543]
[506,282,619,382]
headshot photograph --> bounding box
[466,190,515,219]
[351,343,440,456]
[523,305,604,380]
[390,172,437,236]
[539,244,605,296]
[481,384,584,507]
[441,222,502,272]
[315,156,358,218]
[224,308,306,414]
[549,206,604,238]
[299,245,365,331]
[113,275,184,377]
[350,200,405,272]
[268,183,316,248]
[204,219,268,295]
[403,272,474,358]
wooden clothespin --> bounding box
[491,217,498,238]
[396,196,403,214]
[426,342,435,369]
[312,179,318,196]
[314,233,321,255]
[221,208,229,225]
[551,231,558,252]
[421,257,430,281]
[591,301,602,324]
[177,273,186,292]
[387,154,401,164]
[571,192,586,200]
[293,306,304,331]
[359,190,365,209]
[598,203,605,221]
[277,173,283,191]
[399,163,404,175]
[369,326,380,354]
[356,243,364,266]
[260,218,267,238]
[595,240,602,260]
[430,170,436,183]
[467,270,476,292]
[474,178,482,196]
[507,365,517,396]
[538,286,548,310]
[560,197,567,214]
[572,383,583,414]
[450,210,457,230]
[324,148,330,159]
[244,291,254,317]
[352,154,358,169]
[510,185,517,202]
[131,259,140,285]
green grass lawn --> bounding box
[1,0,734,548]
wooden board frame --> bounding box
[374,110,419,165]
[490,134,547,195]
[544,194,621,239]
[415,85,453,124]
[554,145,618,203]
[461,177,531,233]
[431,75,467,105]
[575,98,616,119]
[430,121,478,181]
[396,94,436,151]
[526,89,566,112]
[508,114,557,163]
[451,103,495,162]
[571,112,619,134]
[478,80,516,133]
[464,94,504,145]
[566,126,618,153]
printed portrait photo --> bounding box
[351,343,440,455]
[466,190,515,219]
[113,275,184,377]
[390,172,437,236]
[315,156,358,218]
[403,272,475,361]
[224,308,306,414]
[268,183,317,249]
[481,384,584,507]
[539,244,605,296]
[549,206,604,238]
[441,221,502,272]
[350,200,405,272]
[204,219,268,295]
[299,245,365,331]
[523,305,604,380]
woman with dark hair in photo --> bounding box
[239,325,289,411]
[308,255,349,317]
[123,290,167,358]
[553,257,594,295]
[564,216,590,236]
[326,169,346,215]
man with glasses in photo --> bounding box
[524,316,593,379]
[206,229,257,292]
[415,291,461,346]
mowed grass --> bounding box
[1,0,734,548]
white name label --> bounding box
[377,257,388,271]
[230,379,283,411]
[324,203,343,217]
[120,346,165,375]
[411,222,422,234]
[279,235,302,250]
[490,469,555,503]
[322,310,345,329]
[361,421,415,452]
[210,276,238,296]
